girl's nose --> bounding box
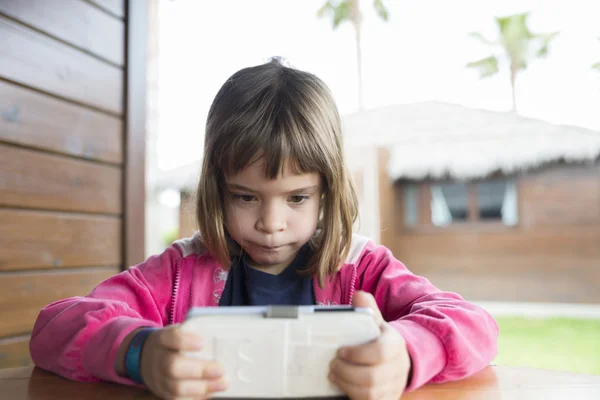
[256,203,286,233]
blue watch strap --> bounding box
[124,327,158,385]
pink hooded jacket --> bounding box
[29,234,498,392]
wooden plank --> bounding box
[410,262,600,304]
[0,267,120,337]
[0,209,121,271]
[468,184,478,222]
[521,171,600,228]
[418,184,431,225]
[0,145,122,214]
[0,80,122,164]
[377,148,396,244]
[0,16,122,115]
[0,365,33,379]
[392,226,600,260]
[388,225,600,303]
[87,0,125,18]
[0,0,124,66]
[0,335,31,369]
[124,0,148,266]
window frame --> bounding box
[398,178,520,233]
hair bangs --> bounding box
[219,97,328,181]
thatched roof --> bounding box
[151,160,201,192]
[153,101,600,191]
[342,101,600,181]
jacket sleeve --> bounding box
[355,243,499,391]
[29,246,182,384]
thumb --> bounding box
[352,290,384,325]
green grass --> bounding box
[492,317,600,375]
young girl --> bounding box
[30,59,498,400]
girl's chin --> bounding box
[247,250,296,269]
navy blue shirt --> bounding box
[219,246,315,306]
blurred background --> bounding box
[148,0,600,375]
[0,0,599,376]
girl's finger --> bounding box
[158,326,204,351]
[339,324,404,365]
[329,357,395,387]
[165,357,225,380]
[351,291,385,325]
[329,372,383,400]
[163,376,228,398]
[329,372,403,400]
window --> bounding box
[477,181,518,225]
[403,185,418,226]
[400,179,518,228]
[431,183,468,226]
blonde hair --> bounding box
[196,58,358,286]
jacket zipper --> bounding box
[169,259,182,325]
[348,266,357,305]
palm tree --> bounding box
[593,38,600,72]
[317,0,389,110]
[466,12,559,112]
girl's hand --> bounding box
[329,291,412,400]
[141,325,228,399]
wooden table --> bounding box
[1,365,600,399]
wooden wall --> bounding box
[379,150,600,304]
[0,0,147,369]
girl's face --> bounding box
[224,160,321,274]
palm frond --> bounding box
[317,0,351,29]
[468,31,495,46]
[516,57,528,71]
[536,31,560,57]
[466,56,499,79]
[373,0,389,21]
[496,12,533,40]
[334,2,351,28]
[317,1,335,18]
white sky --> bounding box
[155,0,600,170]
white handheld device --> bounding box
[181,305,381,398]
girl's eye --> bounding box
[233,194,256,203]
[289,195,309,204]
